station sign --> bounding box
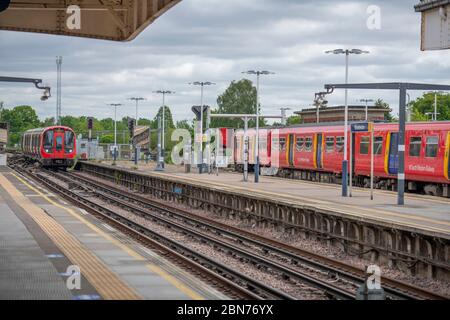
[351,122,373,133]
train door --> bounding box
[351,132,356,176]
[445,132,450,180]
[387,132,399,175]
[316,133,323,169]
[53,129,65,159]
[288,134,295,167]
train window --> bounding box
[360,136,370,155]
[259,135,267,151]
[56,136,63,151]
[65,131,74,148]
[272,137,279,151]
[336,137,344,153]
[374,137,383,155]
[409,137,422,157]
[305,137,313,152]
[279,138,286,151]
[43,131,54,148]
[296,137,304,152]
[325,137,335,153]
[425,136,439,158]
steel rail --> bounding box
[63,170,448,300]
[16,167,294,300]
[48,171,357,300]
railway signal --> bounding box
[127,117,135,138]
[87,117,93,130]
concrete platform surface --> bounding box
[0,167,227,300]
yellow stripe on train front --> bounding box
[445,132,450,180]
[313,134,318,169]
[385,132,391,175]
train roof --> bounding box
[231,121,450,132]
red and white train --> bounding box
[21,126,77,167]
[218,122,450,197]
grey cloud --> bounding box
[0,0,448,122]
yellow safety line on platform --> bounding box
[155,172,450,234]
[0,173,141,300]
[5,173,204,301]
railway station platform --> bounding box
[0,166,227,300]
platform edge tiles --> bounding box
[0,172,142,300]
[0,170,222,300]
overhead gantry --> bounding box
[0,0,181,41]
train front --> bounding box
[41,126,76,167]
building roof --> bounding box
[295,105,388,115]
[415,0,450,12]
[0,0,181,41]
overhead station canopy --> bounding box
[0,0,181,41]
[415,0,450,50]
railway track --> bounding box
[7,158,448,300]
[30,165,449,300]
[41,169,356,299]
[12,166,295,300]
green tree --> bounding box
[1,105,40,145]
[374,99,395,122]
[153,106,175,130]
[100,134,114,144]
[410,92,450,121]
[211,79,265,129]
[41,117,56,127]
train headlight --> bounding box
[45,149,51,153]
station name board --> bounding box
[351,122,373,133]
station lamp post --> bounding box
[427,91,445,121]
[128,97,146,126]
[189,81,215,173]
[153,90,174,167]
[128,97,146,164]
[109,103,122,164]
[360,98,374,121]
[280,107,291,125]
[325,48,369,196]
[242,70,274,183]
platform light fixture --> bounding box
[241,70,275,183]
[325,48,370,197]
[189,82,215,174]
[109,103,122,164]
[153,90,175,169]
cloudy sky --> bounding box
[1,0,449,124]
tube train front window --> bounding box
[55,136,63,151]
[65,130,74,153]
[43,130,54,153]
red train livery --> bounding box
[230,122,450,197]
[21,126,77,167]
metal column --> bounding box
[398,85,407,205]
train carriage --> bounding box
[234,128,271,169]
[21,126,76,167]
[231,121,450,197]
